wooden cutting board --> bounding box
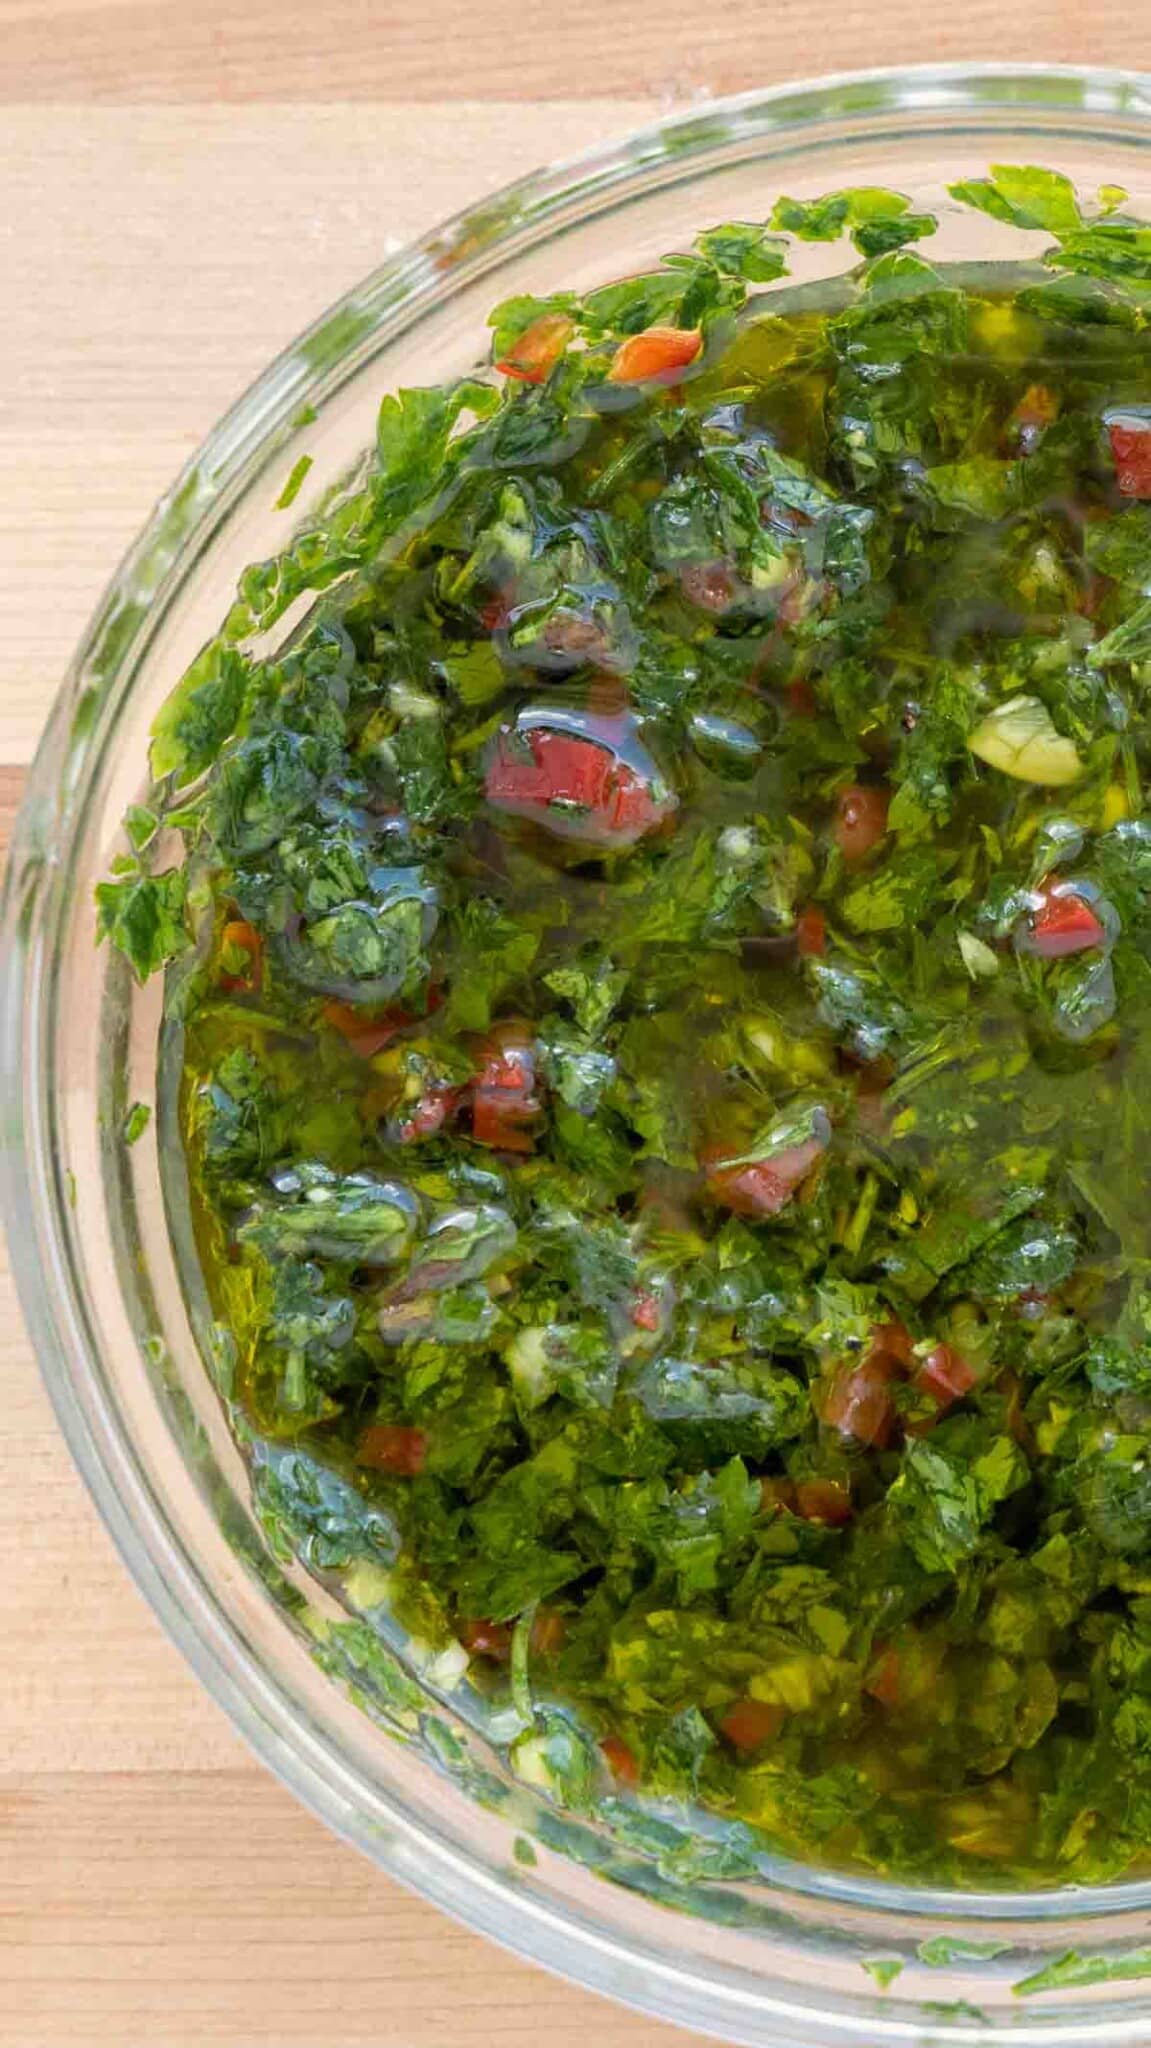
[1,13,1146,2044]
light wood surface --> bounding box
[0,15,1145,2045]
[0,0,1145,101]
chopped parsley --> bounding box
[122,1101,152,1146]
[100,165,1151,1890]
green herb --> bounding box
[949,164,1084,236]
[772,185,938,256]
[862,1958,905,1989]
[122,1101,152,1145]
[1014,1949,1151,1996]
[95,863,188,982]
[918,1937,1012,1968]
[276,453,314,510]
[99,163,1151,1893]
[888,1433,1028,1575]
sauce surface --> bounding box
[101,169,1151,1887]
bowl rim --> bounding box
[9,62,1151,2047]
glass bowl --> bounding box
[10,63,1151,2048]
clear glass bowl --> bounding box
[10,63,1151,2047]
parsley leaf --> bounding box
[95,863,188,982]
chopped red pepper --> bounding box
[392,1083,465,1144]
[795,905,827,957]
[915,1341,978,1416]
[1108,413,1151,498]
[600,1733,641,1786]
[485,723,676,849]
[705,1134,827,1219]
[679,560,737,613]
[821,1323,912,1449]
[495,312,574,384]
[863,1649,902,1710]
[476,1036,536,1093]
[459,1617,514,1661]
[472,1023,543,1154]
[606,325,702,384]
[821,1352,901,1448]
[785,677,817,718]
[537,613,617,666]
[218,918,262,992]
[323,998,411,1059]
[719,1699,787,1751]
[1024,883,1106,959]
[355,1423,428,1476]
[630,1291,663,1332]
[834,783,889,862]
[872,1319,915,1371]
[473,1092,540,1151]
[795,1477,854,1526]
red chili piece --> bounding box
[1108,416,1151,498]
[864,1649,902,1709]
[356,1424,428,1476]
[679,561,737,613]
[472,1024,543,1154]
[821,1321,913,1450]
[917,1342,978,1408]
[495,312,574,384]
[393,1084,465,1144]
[485,726,675,849]
[705,1135,827,1219]
[218,919,262,992]
[459,1618,514,1661]
[607,326,702,384]
[480,591,513,632]
[907,1343,978,1435]
[324,999,413,1059]
[834,784,889,862]
[600,1734,641,1786]
[1025,883,1106,959]
[630,1291,663,1332]
[719,1699,787,1752]
[794,1478,854,1526]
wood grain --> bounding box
[0,104,651,764]
[0,1771,709,2046]
[0,767,22,859]
[0,0,1146,101]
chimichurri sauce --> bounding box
[101,170,1151,1887]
